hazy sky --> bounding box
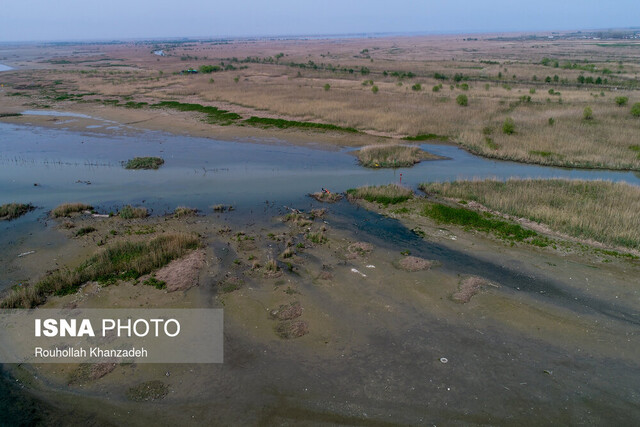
[1,0,638,42]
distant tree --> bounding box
[615,96,628,106]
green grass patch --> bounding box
[402,133,449,142]
[0,233,200,308]
[347,184,414,205]
[124,157,164,170]
[421,203,537,242]
[75,226,97,237]
[124,101,148,109]
[143,277,166,290]
[0,203,34,220]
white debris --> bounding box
[366,265,375,269]
[92,214,109,218]
[18,251,35,258]
[350,268,367,277]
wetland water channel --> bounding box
[1,119,639,315]
[1,118,640,424]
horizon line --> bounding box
[1,25,639,45]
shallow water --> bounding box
[1,122,638,218]
[0,63,13,72]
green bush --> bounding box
[583,106,593,120]
[456,94,468,106]
[502,117,515,135]
[631,103,640,117]
[615,96,628,106]
[371,85,379,94]
[323,83,330,91]
[411,83,422,91]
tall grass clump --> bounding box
[51,203,93,218]
[173,206,197,218]
[356,145,437,168]
[347,184,413,205]
[0,233,201,308]
[124,157,164,170]
[420,179,640,250]
[244,116,358,133]
[119,205,148,219]
[0,203,34,220]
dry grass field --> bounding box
[421,179,640,250]
[1,32,640,169]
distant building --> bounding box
[153,50,166,57]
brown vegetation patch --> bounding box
[347,242,374,259]
[152,249,206,292]
[51,202,92,218]
[452,276,490,303]
[218,275,244,293]
[68,363,116,385]
[398,256,434,272]
[275,320,309,339]
[270,301,303,320]
[309,192,343,203]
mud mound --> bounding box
[452,276,489,303]
[69,363,117,385]
[270,301,303,320]
[318,271,333,280]
[347,242,373,258]
[275,320,309,339]
[398,256,434,272]
[153,249,206,292]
